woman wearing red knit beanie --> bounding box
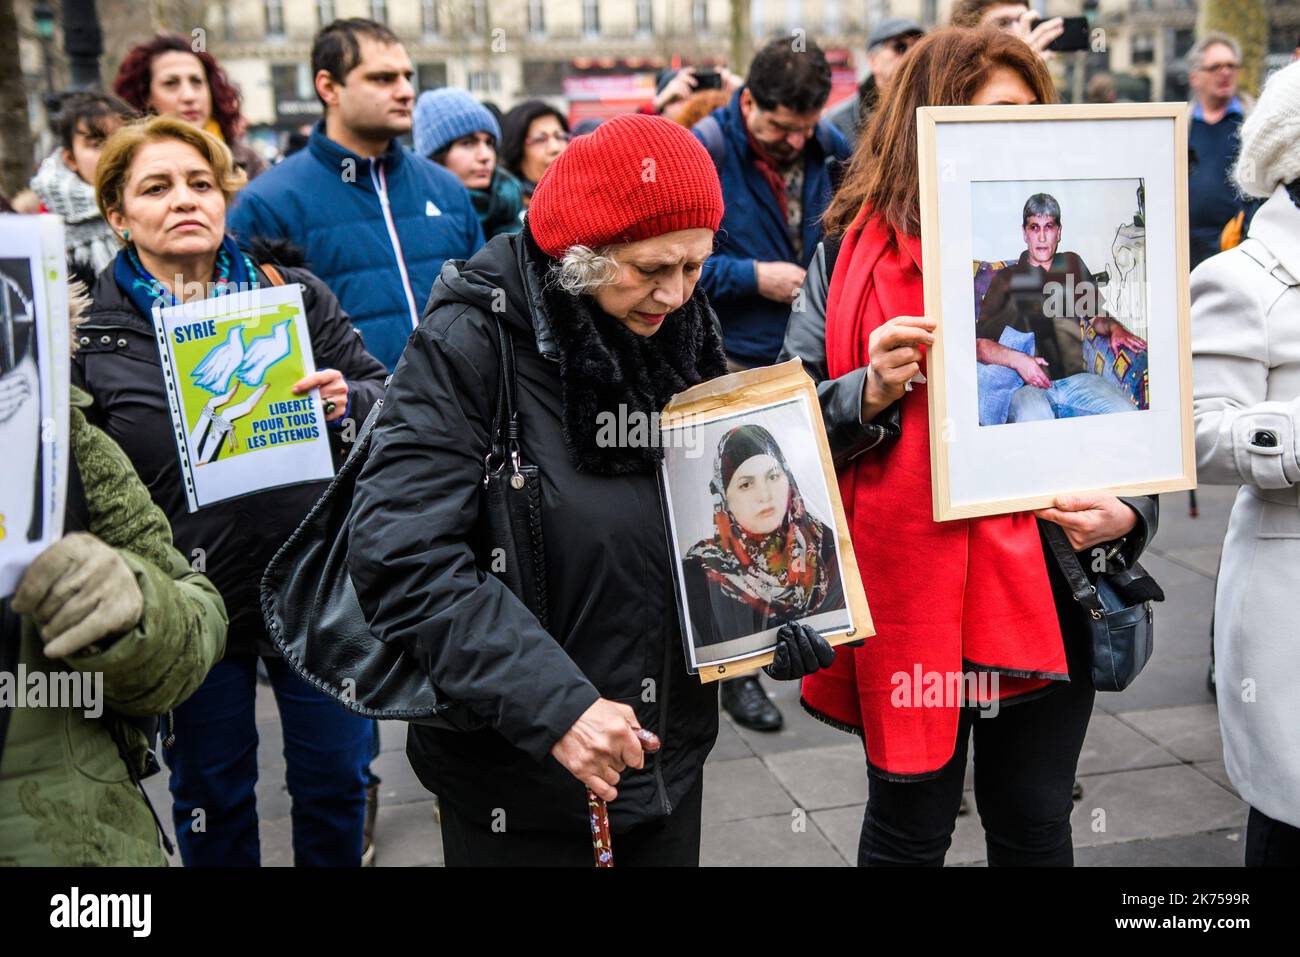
[345,114,836,865]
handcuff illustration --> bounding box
[187,319,296,463]
[190,382,271,464]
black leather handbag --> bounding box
[1042,522,1164,692]
[472,318,551,632]
[260,316,548,727]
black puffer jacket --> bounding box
[74,256,388,657]
[347,233,720,833]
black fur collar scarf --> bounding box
[522,225,729,475]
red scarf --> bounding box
[800,207,1069,779]
[742,113,791,222]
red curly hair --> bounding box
[112,34,247,144]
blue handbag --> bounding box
[1042,521,1164,692]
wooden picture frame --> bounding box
[658,359,874,683]
[917,103,1196,521]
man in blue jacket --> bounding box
[690,38,850,734]
[229,18,484,372]
[694,37,851,372]
[1186,32,1249,271]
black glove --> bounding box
[763,621,836,680]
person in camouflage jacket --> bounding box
[0,385,227,866]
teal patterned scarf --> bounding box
[113,234,258,317]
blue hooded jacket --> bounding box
[693,90,850,365]
[229,120,484,371]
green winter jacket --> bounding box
[0,386,228,866]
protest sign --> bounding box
[0,215,69,597]
[153,282,333,511]
[659,359,873,680]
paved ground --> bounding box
[145,486,1246,866]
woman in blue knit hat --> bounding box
[414,87,525,239]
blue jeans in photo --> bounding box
[1006,373,1134,423]
[977,327,1039,426]
[162,655,372,866]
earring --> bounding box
[122,229,130,241]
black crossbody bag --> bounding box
[260,317,548,727]
[1042,522,1164,692]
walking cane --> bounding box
[588,728,661,867]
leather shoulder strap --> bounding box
[823,234,843,277]
[260,264,286,286]
[1042,520,1104,616]
[346,397,386,471]
[485,317,521,476]
[695,115,725,171]
[496,317,518,438]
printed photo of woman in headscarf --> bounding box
[680,424,847,653]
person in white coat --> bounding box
[1191,60,1300,866]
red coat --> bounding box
[800,209,1069,779]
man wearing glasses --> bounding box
[691,37,851,733]
[1187,33,1251,270]
[826,18,925,144]
[693,36,851,375]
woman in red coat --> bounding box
[791,28,1159,866]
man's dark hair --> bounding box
[52,92,136,151]
[950,0,1028,28]
[1023,193,1061,226]
[745,37,832,114]
[311,18,402,105]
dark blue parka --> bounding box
[229,120,484,371]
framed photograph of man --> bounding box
[917,104,1196,521]
[658,361,873,681]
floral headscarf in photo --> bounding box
[685,424,831,620]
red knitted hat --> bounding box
[527,114,724,257]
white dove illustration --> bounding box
[191,326,246,394]
[236,320,293,387]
